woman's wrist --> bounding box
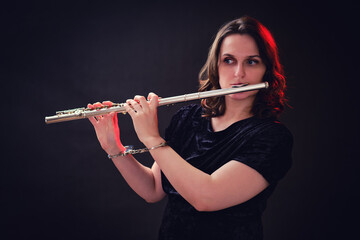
[142,137,165,149]
[106,144,126,156]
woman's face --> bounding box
[218,34,266,101]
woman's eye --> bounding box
[247,59,259,65]
[224,58,233,64]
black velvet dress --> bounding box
[158,104,293,240]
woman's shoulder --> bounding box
[250,117,293,144]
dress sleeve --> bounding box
[232,123,293,185]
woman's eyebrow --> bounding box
[248,55,261,58]
[221,53,261,58]
[221,53,235,57]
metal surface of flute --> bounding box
[45,82,268,124]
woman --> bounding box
[88,16,293,240]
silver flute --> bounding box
[45,82,268,124]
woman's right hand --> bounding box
[88,101,126,155]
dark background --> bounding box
[2,0,359,239]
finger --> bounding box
[126,99,136,110]
[102,111,115,120]
[124,103,136,117]
[110,112,119,129]
[135,95,149,111]
[147,92,159,102]
[128,99,142,112]
[134,95,146,103]
[102,101,113,107]
[88,116,98,126]
[148,93,159,108]
[110,111,117,121]
[147,92,153,101]
[87,103,94,109]
[93,102,103,109]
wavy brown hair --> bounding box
[199,16,287,118]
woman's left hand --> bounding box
[124,93,162,146]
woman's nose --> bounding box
[234,63,245,78]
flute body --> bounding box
[45,82,268,124]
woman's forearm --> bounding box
[144,138,212,210]
[110,154,165,203]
